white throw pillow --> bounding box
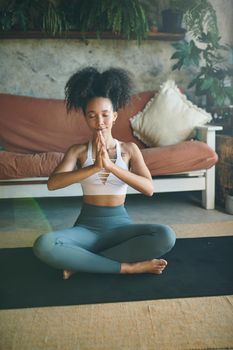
[130,80,212,147]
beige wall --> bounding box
[0,0,232,100]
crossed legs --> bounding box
[33,223,176,279]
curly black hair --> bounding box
[65,67,134,113]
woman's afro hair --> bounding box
[65,67,134,113]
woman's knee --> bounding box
[152,224,176,251]
[33,232,56,260]
[163,225,176,250]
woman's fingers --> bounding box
[95,139,105,169]
[99,131,106,147]
[95,132,102,152]
[94,131,112,170]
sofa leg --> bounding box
[202,167,215,209]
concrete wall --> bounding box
[0,0,232,100]
[211,0,233,45]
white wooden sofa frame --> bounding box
[0,125,222,209]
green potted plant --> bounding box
[0,0,149,43]
[141,0,159,33]
[77,0,149,44]
[171,31,233,109]
[0,0,69,35]
[159,0,218,37]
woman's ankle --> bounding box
[120,263,131,274]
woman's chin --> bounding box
[98,128,108,134]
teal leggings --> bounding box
[33,203,176,274]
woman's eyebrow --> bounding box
[87,109,110,114]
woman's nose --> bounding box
[96,115,104,125]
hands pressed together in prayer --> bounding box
[94,131,113,171]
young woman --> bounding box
[33,67,176,280]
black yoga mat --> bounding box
[1,236,233,310]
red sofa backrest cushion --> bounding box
[0,91,154,153]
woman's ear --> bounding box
[113,112,118,123]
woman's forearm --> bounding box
[47,165,99,190]
[109,163,154,196]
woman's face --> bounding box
[85,97,117,134]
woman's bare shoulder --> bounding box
[120,141,140,155]
[65,143,88,157]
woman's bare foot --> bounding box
[63,269,76,280]
[63,259,167,278]
[120,259,168,275]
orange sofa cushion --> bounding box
[0,151,64,179]
[0,92,154,153]
[0,94,91,153]
[142,140,218,176]
[0,92,218,180]
[0,140,217,179]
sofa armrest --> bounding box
[195,125,223,151]
[195,125,223,209]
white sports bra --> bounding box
[80,140,128,195]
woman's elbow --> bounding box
[144,183,154,197]
[47,178,56,191]
[146,189,154,197]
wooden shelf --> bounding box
[0,31,185,41]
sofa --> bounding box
[0,91,221,209]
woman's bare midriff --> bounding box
[83,194,126,207]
